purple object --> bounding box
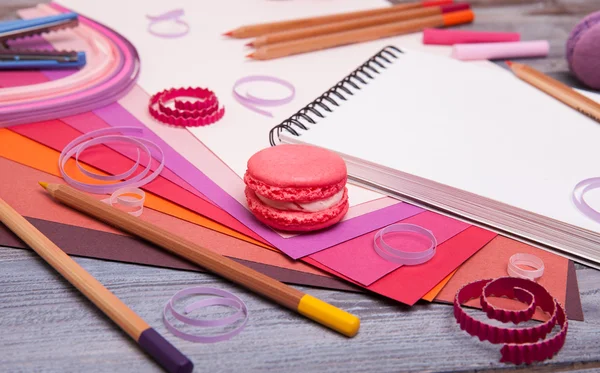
[572,177,600,224]
[138,328,194,373]
[232,75,295,117]
[146,9,190,38]
[163,287,249,343]
[566,11,600,90]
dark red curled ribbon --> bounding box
[454,277,567,365]
[149,87,225,127]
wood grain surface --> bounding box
[2,0,600,372]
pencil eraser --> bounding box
[451,40,549,61]
[138,328,193,373]
[423,28,520,45]
[567,11,600,90]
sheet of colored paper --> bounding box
[310,211,471,286]
[0,128,273,251]
[8,117,270,246]
[0,156,322,275]
[422,270,456,302]
[433,236,571,321]
[304,226,498,305]
[0,216,357,291]
[26,2,426,259]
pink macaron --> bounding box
[244,144,349,232]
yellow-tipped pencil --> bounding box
[39,182,361,337]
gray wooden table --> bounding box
[2,1,600,372]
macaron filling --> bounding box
[254,188,345,213]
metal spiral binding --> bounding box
[269,45,403,146]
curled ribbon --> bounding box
[146,9,190,38]
[232,75,295,117]
[163,287,249,343]
[373,223,437,265]
[454,277,567,365]
[59,127,165,197]
[101,187,146,217]
[507,253,544,281]
[572,177,600,224]
[149,87,225,127]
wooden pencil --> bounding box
[248,9,474,61]
[0,197,193,373]
[39,182,361,338]
[248,3,470,48]
[506,61,600,123]
[225,0,453,38]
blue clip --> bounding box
[0,12,86,70]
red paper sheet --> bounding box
[310,211,470,285]
[304,226,497,305]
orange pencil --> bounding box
[506,61,600,123]
[248,3,470,48]
[248,10,474,61]
[225,0,453,38]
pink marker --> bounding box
[451,40,549,61]
[423,28,520,45]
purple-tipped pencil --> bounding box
[0,195,193,373]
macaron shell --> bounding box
[567,11,600,89]
[247,144,347,188]
[244,171,346,202]
[245,186,349,232]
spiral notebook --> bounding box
[270,46,600,269]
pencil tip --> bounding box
[38,181,48,190]
[245,41,254,47]
[505,60,513,67]
[246,53,255,58]
[223,31,233,37]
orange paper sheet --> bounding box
[0,155,324,276]
[434,236,569,320]
[0,128,275,253]
[422,269,457,301]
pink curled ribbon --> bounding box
[146,9,190,38]
[163,287,249,343]
[572,177,600,224]
[59,127,165,195]
[101,187,146,217]
[232,75,295,117]
[373,223,437,265]
[454,277,567,365]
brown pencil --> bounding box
[39,182,361,338]
[248,9,474,61]
[506,61,600,123]
[225,0,454,38]
[248,3,470,48]
[0,197,193,373]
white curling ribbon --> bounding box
[101,187,146,217]
[59,126,165,195]
[507,253,544,281]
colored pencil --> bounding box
[39,182,361,338]
[247,9,474,61]
[225,0,453,38]
[248,3,470,48]
[0,197,193,373]
[506,61,600,123]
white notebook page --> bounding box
[285,49,600,234]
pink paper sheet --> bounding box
[310,211,471,286]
